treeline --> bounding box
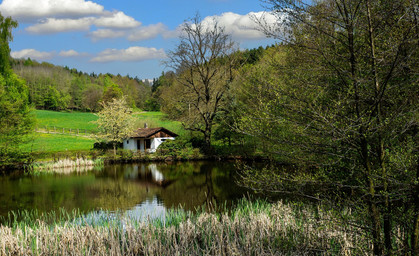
[11,58,152,112]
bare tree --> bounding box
[165,14,237,150]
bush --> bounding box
[157,139,202,159]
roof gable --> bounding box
[130,127,178,138]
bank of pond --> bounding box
[0,161,410,255]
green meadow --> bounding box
[23,110,184,154]
[35,110,99,131]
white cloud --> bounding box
[91,47,166,62]
[127,23,169,41]
[26,18,93,34]
[198,12,279,41]
[1,0,142,35]
[0,0,104,21]
[94,11,141,29]
[11,49,55,60]
[89,29,127,41]
[59,50,87,57]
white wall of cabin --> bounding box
[123,137,175,152]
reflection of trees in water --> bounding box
[158,162,247,211]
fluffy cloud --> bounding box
[59,50,87,57]
[94,11,141,29]
[26,13,142,35]
[26,18,93,34]
[0,0,104,21]
[199,12,279,40]
[0,0,142,34]
[127,23,169,41]
[91,47,166,62]
[89,29,127,41]
[11,49,55,60]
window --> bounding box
[127,140,129,144]
[145,139,151,149]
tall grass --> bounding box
[0,200,371,255]
[31,158,104,174]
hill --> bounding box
[11,58,152,112]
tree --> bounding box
[238,0,418,254]
[165,14,237,151]
[0,14,33,168]
[0,14,17,74]
[94,97,136,155]
[82,83,103,112]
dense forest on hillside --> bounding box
[11,58,152,112]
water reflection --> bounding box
[0,161,251,220]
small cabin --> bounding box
[123,126,178,153]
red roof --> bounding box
[130,127,178,138]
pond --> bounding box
[0,161,255,221]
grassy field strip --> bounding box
[35,110,99,131]
[22,133,96,152]
[23,110,184,153]
[0,200,369,255]
[35,127,96,138]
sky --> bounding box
[0,0,277,80]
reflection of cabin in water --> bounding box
[124,125,178,153]
[126,164,172,188]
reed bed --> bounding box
[32,158,104,174]
[0,200,370,255]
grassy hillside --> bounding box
[134,111,184,136]
[24,110,184,154]
[35,110,99,131]
[23,133,95,152]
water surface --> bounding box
[0,161,253,220]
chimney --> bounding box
[144,123,148,128]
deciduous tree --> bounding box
[94,97,136,155]
[165,14,237,150]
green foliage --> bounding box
[0,14,34,167]
[157,139,202,159]
[0,14,17,74]
[237,0,418,254]
[12,60,152,111]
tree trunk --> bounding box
[366,1,391,253]
[361,136,383,255]
[413,157,419,255]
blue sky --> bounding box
[0,0,277,79]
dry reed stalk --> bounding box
[0,201,372,255]
[33,158,102,174]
